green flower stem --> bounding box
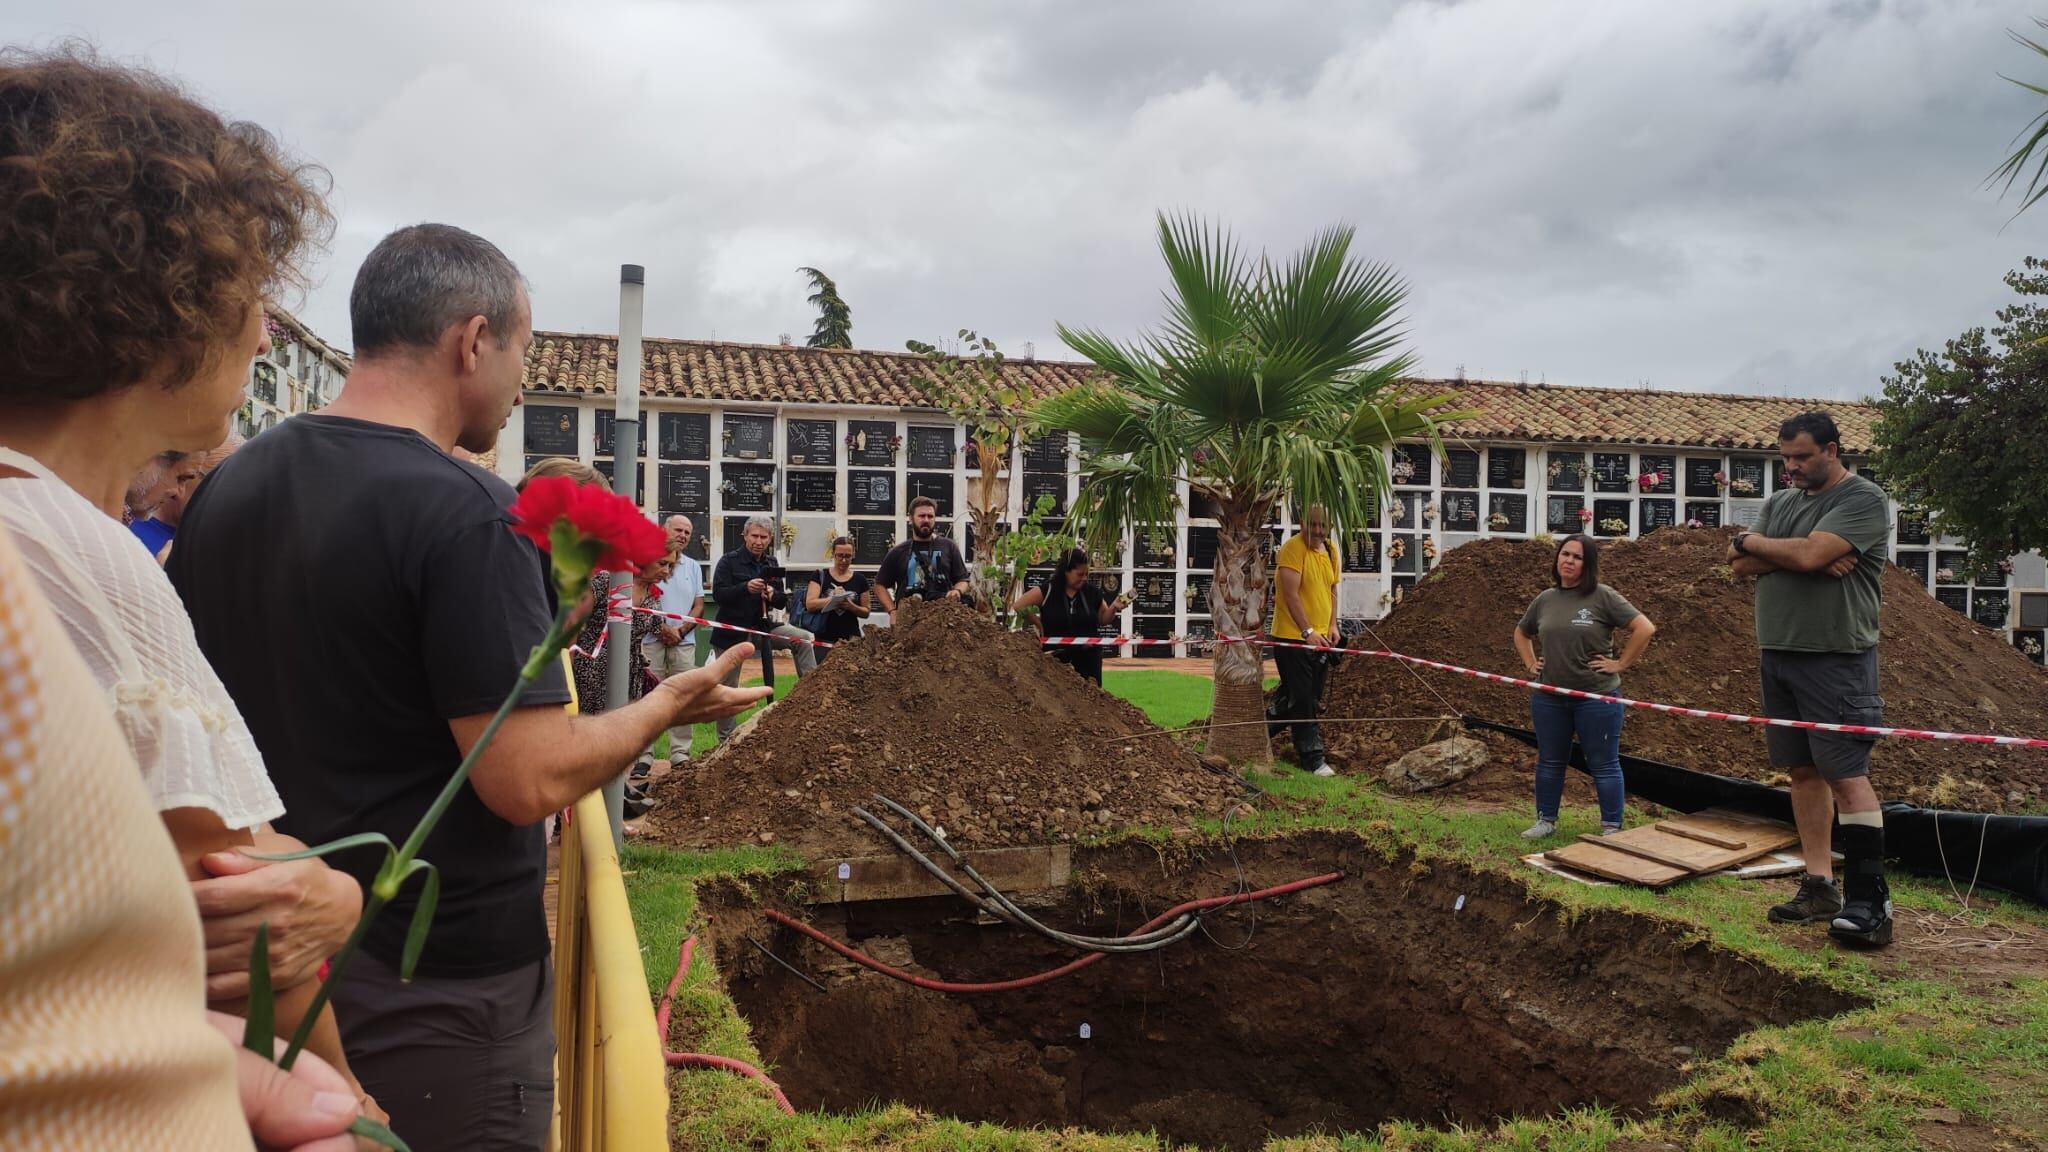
[278,602,579,1069]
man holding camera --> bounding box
[710,514,816,742]
[874,495,974,612]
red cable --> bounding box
[761,871,1344,994]
[665,1052,796,1114]
[657,934,798,1115]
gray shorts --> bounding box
[1758,647,1881,780]
[332,950,554,1152]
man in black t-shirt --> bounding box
[875,495,973,612]
[169,225,766,1152]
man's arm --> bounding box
[1727,550,1779,577]
[709,555,751,611]
[453,645,769,825]
[1738,530,1855,574]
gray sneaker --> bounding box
[1521,819,1558,839]
[1768,874,1843,924]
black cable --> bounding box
[859,795,1204,953]
[870,794,1201,949]
[746,933,828,994]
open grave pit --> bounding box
[700,832,1862,1149]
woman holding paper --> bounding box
[804,536,873,662]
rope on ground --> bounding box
[1353,617,1466,718]
[1933,810,1992,917]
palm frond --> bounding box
[1155,212,1249,352]
[1991,22,2048,217]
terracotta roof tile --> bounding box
[1427,379,1878,453]
[526,333,1102,409]
[526,334,1878,453]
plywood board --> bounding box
[1544,842,1689,886]
[1545,812,1798,889]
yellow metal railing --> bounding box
[551,659,670,1151]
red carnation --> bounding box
[510,476,668,600]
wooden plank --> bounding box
[804,845,1072,904]
[1657,821,1747,851]
[1576,833,1705,872]
[1545,842,1688,887]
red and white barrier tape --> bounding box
[1219,635,2048,749]
[567,586,636,660]
[632,605,841,650]
[601,604,2048,749]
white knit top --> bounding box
[0,447,282,829]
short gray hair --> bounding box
[744,514,775,535]
[350,223,526,357]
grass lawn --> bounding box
[619,671,2048,1151]
[1100,669,1278,730]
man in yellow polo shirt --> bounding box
[1272,504,1343,776]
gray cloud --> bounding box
[6,0,2046,397]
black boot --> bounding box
[1829,821,1893,949]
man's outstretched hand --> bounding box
[651,643,773,728]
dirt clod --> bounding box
[646,600,1236,856]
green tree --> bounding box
[1875,258,2048,572]
[904,330,1039,608]
[1034,213,1466,761]
[798,266,852,348]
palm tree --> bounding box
[1034,214,1466,761]
[1993,18,2048,215]
[799,266,852,348]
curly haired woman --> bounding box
[0,46,379,1142]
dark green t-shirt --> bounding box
[1752,472,1888,653]
[1517,583,1641,694]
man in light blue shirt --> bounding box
[645,515,706,766]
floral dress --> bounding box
[569,570,658,714]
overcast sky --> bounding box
[9,0,2048,398]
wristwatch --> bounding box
[1732,532,1752,555]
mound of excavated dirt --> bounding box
[1319,527,2048,813]
[644,598,1237,856]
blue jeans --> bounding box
[1530,692,1626,828]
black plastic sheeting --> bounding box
[1464,714,2048,908]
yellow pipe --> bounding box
[551,653,670,1150]
[571,788,670,1148]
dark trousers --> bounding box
[1050,646,1105,685]
[1272,646,1331,763]
[332,950,555,1152]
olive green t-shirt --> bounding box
[1751,472,1888,654]
[1517,583,1641,694]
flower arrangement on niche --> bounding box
[1598,518,1629,535]
[1391,458,1417,484]
[1731,476,1759,495]
[1636,471,1664,491]
[1576,507,1594,524]
[1488,512,1511,529]
[1685,518,1706,529]
[1712,470,1728,492]
[1421,539,1438,561]
[2022,636,2043,657]
[1421,502,1437,525]
[1386,538,1408,562]
[1936,567,1957,583]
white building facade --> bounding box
[501,333,2048,665]
[241,306,350,439]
